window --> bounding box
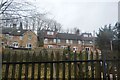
[44,38,48,44]
[89,35,92,37]
[83,34,88,37]
[26,43,32,48]
[66,40,69,44]
[47,31,54,35]
[90,41,92,44]
[28,35,32,40]
[61,46,67,49]
[57,39,61,43]
[13,42,19,48]
[82,41,85,45]
[53,39,56,43]
[85,47,90,51]
[70,40,73,44]
[48,45,53,48]
[73,47,77,52]
[78,40,81,44]
[1,42,4,46]
[20,36,23,40]
[5,34,9,39]
[9,36,13,40]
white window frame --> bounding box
[66,39,69,44]
[70,40,73,44]
[73,47,78,52]
[48,45,53,48]
[44,38,48,44]
[78,40,81,44]
[57,39,61,43]
[26,43,32,48]
[61,46,67,49]
[90,41,93,44]
[83,34,88,37]
[85,47,90,51]
[47,31,54,35]
[9,36,13,40]
[13,42,19,48]
[53,39,56,43]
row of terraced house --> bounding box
[1,25,96,51]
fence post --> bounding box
[53,51,56,79]
[18,51,23,80]
[25,52,29,80]
[62,51,65,80]
[37,51,42,80]
[95,50,101,78]
[43,49,48,79]
[56,51,60,79]
[68,49,71,80]
[85,50,89,78]
[102,50,107,80]
[78,51,83,79]
[31,52,36,80]
[50,51,54,80]
[90,51,94,79]
[11,51,17,79]
[4,51,10,79]
[74,51,77,79]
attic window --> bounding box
[47,31,54,35]
[83,34,88,37]
[90,41,93,44]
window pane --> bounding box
[66,40,69,43]
[57,39,61,43]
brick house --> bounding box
[38,30,95,51]
[2,27,37,49]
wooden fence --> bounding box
[2,49,119,79]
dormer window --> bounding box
[90,41,93,44]
[47,31,54,35]
[83,34,88,37]
[17,30,21,33]
[89,35,92,37]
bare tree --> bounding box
[1,0,63,34]
[0,0,37,28]
[0,0,13,14]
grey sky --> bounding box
[27,0,119,33]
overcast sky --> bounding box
[26,0,119,33]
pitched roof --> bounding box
[81,36,95,41]
[2,27,28,36]
[38,30,95,41]
[57,33,81,40]
[10,29,27,36]
[2,27,12,34]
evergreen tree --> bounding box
[95,25,115,51]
